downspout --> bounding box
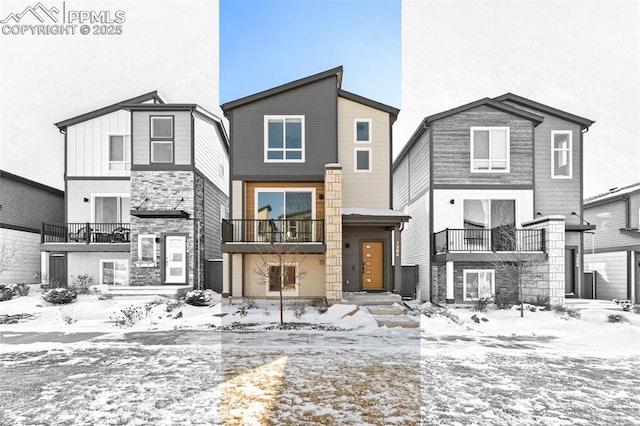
[623,195,631,229]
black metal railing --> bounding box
[41,223,130,244]
[222,219,324,243]
[434,228,545,254]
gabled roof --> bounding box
[54,91,165,131]
[584,182,640,207]
[494,93,595,128]
[221,66,343,112]
[338,89,400,122]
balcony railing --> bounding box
[222,219,324,243]
[41,223,130,244]
[434,228,545,254]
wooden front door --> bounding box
[49,253,67,287]
[565,248,576,295]
[362,241,384,290]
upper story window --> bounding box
[551,131,572,179]
[256,188,315,242]
[109,135,131,171]
[354,147,372,172]
[93,194,130,223]
[355,119,372,143]
[150,116,174,163]
[264,116,304,162]
[470,127,510,173]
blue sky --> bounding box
[220,0,401,107]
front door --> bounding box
[165,236,186,284]
[49,253,67,287]
[362,241,384,290]
[565,248,576,295]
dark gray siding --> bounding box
[229,77,338,179]
[204,176,228,259]
[585,198,640,249]
[408,128,430,199]
[0,174,64,231]
[342,226,392,292]
[392,157,409,209]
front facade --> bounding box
[221,67,408,302]
[393,94,594,305]
[0,171,64,283]
[40,92,229,291]
[583,183,640,303]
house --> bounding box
[40,92,229,293]
[583,183,640,303]
[0,170,64,283]
[393,94,594,305]
[220,67,408,302]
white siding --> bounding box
[433,189,534,232]
[67,252,130,287]
[393,157,409,209]
[0,228,40,283]
[194,113,229,195]
[402,192,430,301]
[584,251,628,300]
[67,179,130,223]
[67,110,131,177]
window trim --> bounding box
[266,262,300,296]
[263,115,305,163]
[90,193,131,223]
[463,269,495,301]
[150,115,175,164]
[100,259,129,286]
[470,126,510,173]
[354,119,372,143]
[254,187,316,242]
[108,134,131,171]
[137,234,157,264]
[461,198,518,230]
[354,147,372,173]
[551,130,573,179]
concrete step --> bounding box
[106,285,191,297]
[373,315,420,328]
[342,291,402,306]
[367,305,408,316]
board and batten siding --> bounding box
[584,251,629,300]
[66,110,131,177]
[431,105,534,185]
[132,110,192,165]
[194,112,229,195]
[337,97,390,209]
[0,175,64,230]
[229,76,338,180]
[66,179,130,223]
[584,198,640,249]
[0,228,41,283]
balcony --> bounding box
[433,228,545,262]
[41,223,130,244]
[221,219,325,253]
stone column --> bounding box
[324,164,343,303]
[522,215,566,306]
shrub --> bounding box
[552,304,581,320]
[470,295,492,313]
[243,298,258,310]
[238,306,248,317]
[8,283,30,297]
[71,274,94,295]
[0,286,13,301]
[110,305,147,328]
[184,290,211,306]
[42,288,77,305]
[90,285,114,300]
[311,298,329,314]
[606,314,630,324]
[634,305,640,315]
[58,306,79,324]
[290,301,307,319]
[531,295,551,310]
[494,291,514,310]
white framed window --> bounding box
[354,148,372,172]
[138,234,156,263]
[255,188,315,242]
[109,135,131,171]
[101,259,129,286]
[150,116,174,163]
[264,115,305,162]
[463,269,495,301]
[266,263,299,296]
[470,127,510,173]
[551,130,572,179]
[91,194,131,223]
[354,119,372,143]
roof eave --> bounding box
[338,89,399,120]
[494,93,595,128]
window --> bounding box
[150,116,174,163]
[355,119,372,143]
[93,195,130,223]
[463,270,495,301]
[552,131,572,178]
[109,135,131,171]
[101,259,128,286]
[354,148,372,172]
[138,234,156,263]
[264,116,304,162]
[256,189,314,242]
[267,264,298,295]
[463,199,516,251]
[470,127,509,172]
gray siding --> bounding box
[584,251,628,300]
[342,226,392,292]
[229,76,338,179]
[204,176,228,260]
[408,128,430,199]
[585,198,640,249]
[403,192,430,301]
[0,174,64,230]
[393,156,409,209]
[132,111,192,165]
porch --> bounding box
[41,223,130,244]
[221,219,325,253]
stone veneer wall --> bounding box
[522,215,566,305]
[324,164,343,302]
[194,172,205,289]
[129,171,196,287]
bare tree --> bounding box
[0,238,24,280]
[254,241,307,325]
